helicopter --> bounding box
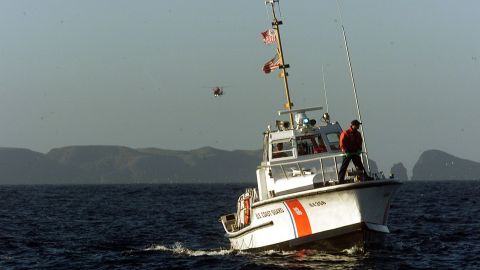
[211,86,226,97]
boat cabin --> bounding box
[257,108,349,200]
[268,123,342,161]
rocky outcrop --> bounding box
[390,162,408,180]
[412,150,480,180]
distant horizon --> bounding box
[2,180,480,186]
[2,143,479,176]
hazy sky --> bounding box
[1,0,479,174]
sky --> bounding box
[0,0,479,175]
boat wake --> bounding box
[342,245,365,255]
[143,242,235,257]
[139,242,363,258]
[127,242,368,270]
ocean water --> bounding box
[0,181,479,270]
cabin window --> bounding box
[326,133,341,150]
[296,135,326,156]
[296,136,314,156]
[271,141,294,159]
[316,135,327,153]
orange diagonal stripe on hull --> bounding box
[285,199,312,237]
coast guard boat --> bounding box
[219,0,401,251]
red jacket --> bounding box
[340,127,362,153]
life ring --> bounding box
[243,197,251,225]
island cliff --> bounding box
[1,147,478,184]
[412,150,480,180]
[0,146,261,184]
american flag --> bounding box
[262,53,282,74]
[261,29,277,45]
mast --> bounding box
[267,0,294,125]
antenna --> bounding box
[335,0,371,172]
[321,65,329,113]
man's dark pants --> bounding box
[338,154,365,183]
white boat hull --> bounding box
[224,180,401,251]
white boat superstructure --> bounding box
[219,0,401,251]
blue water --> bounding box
[0,181,479,269]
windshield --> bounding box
[296,135,327,156]
[271,141,294,159]
[326,132,341,151]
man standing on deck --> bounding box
[338,120,372,183]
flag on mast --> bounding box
[262,52,282,74]
[260,29,277,45]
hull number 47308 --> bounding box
[309,201,327,207]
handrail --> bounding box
[258,152,346,168]
[262,152,366,183]
[281,154,342,182]
[319,158,325,185]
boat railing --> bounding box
[261,153,348,184]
